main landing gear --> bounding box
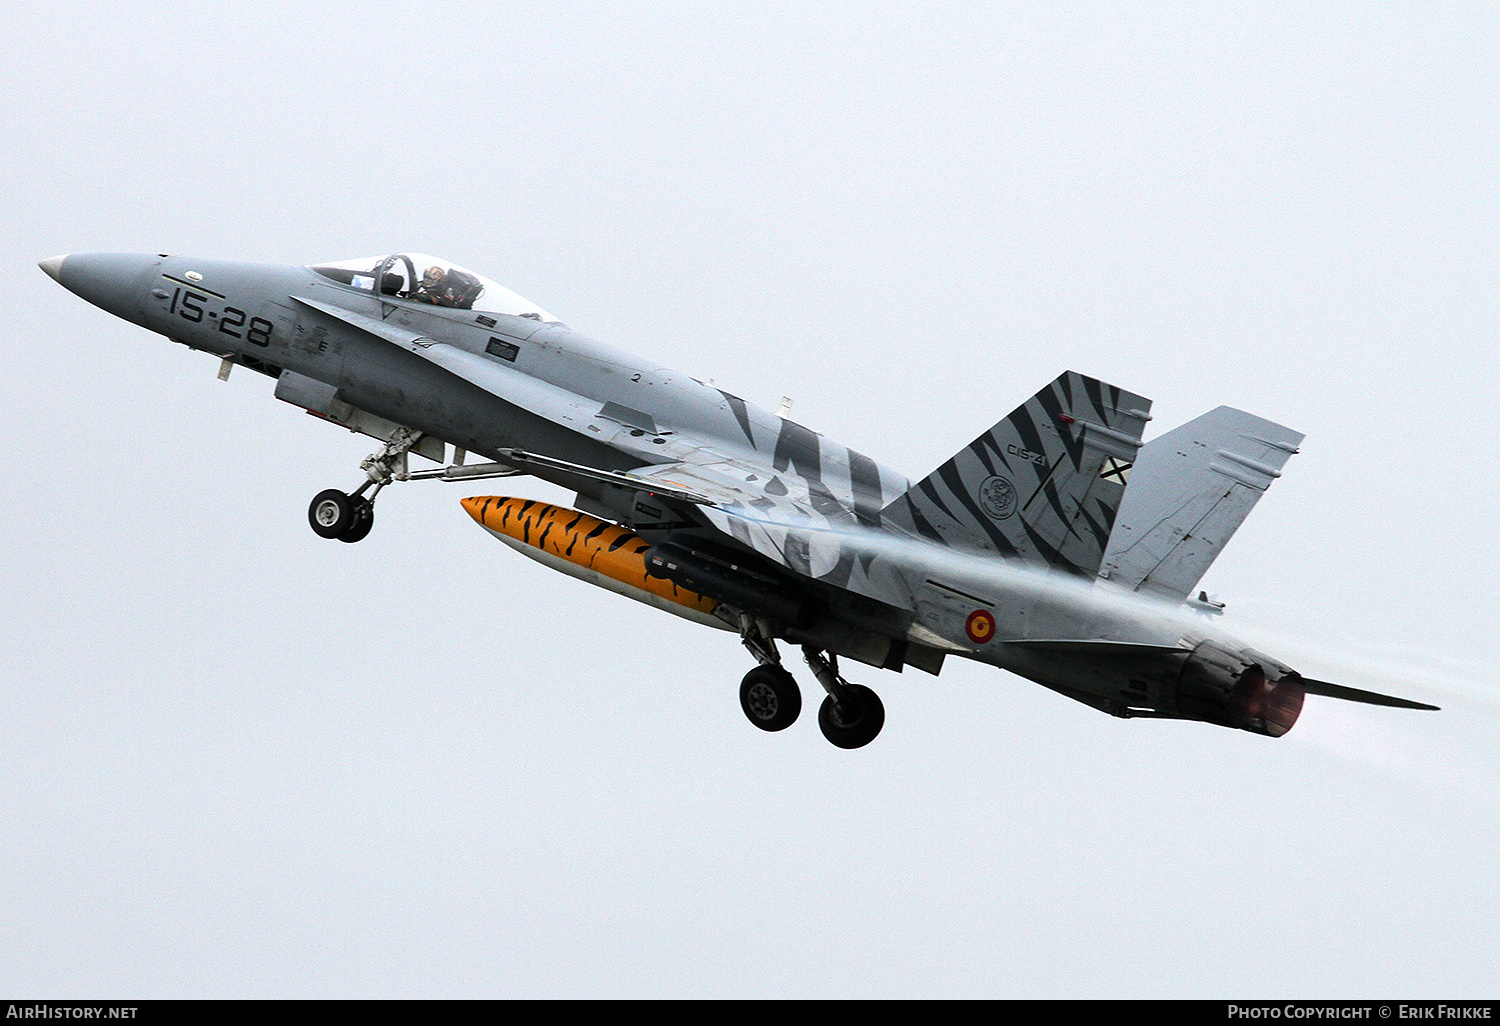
[804,647,885,750]
[735,617,885,749]
[740,664,802,731]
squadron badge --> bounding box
[977,475,1017,521]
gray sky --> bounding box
[3,1,1497,998]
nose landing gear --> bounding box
[308,488,374,543]
[306,428,423,543]
[306,429,526,543]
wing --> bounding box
[630,452,874,579]
[295,295,914,588]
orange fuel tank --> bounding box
[460,496,729,630]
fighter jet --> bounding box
[40,251,1436,747]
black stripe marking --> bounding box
[1037,463,1079,528]
[1019,515,1075,572]
[970,433,1004,476]
[772,419,823,483]
[1033,384,1084,470]
[1082,374,1110,425]
[1077,503,1111,551]
[848,449,884,528]
[937,462,1020,556]
[916,476,960,524]
[718,389,757,445]
[821,547,856,588]
[806,482,850,521]
[782,532,811,575]
[1095,496,1118,535]
[902,495,948,545]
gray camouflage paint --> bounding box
[43,251,1429,733]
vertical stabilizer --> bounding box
[884,371,1152,576]
[1099,406,1303,600]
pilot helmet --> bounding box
[421,266,446,287]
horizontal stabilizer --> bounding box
[1100,406,1303,600]
[1298,677,1439,711]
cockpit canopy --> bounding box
[308,253,556,321]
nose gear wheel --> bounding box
[307,429,425,543]
[308,489,375,542]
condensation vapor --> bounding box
[730,507,1482,712]
[1210,602,1496,710]
[731,507,1213,636]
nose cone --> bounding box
[40,252,162,323]
[460,496,490,526]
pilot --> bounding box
[413,265,451,305]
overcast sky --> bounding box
[3,1,1497,998]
